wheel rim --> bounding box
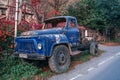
[57,51,67,65]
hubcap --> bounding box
[58,51,66,65]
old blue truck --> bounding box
[13,16,98,73]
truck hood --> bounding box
[36,28,64,35]
[21,28,64,36]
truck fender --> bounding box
[48,34,72,57]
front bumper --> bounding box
[13,52,46,60]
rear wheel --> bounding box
[49,45,70,73]
[90,42,98,56]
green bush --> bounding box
[66,0,120,40]
[10,63,41,80]
[0,55,41,80]
[113,38,120,43]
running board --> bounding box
[71,50,82,56]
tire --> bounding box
[90,41,98,56]
[49,45,71,73]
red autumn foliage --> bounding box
[48,0,68,16]
[0,30,3,37]
[31,0,41,6]
[47,9,60,18]
[0,18,43,52]
[0,0,68,52]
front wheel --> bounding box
[49,45,71,73]
[90,42,98,56]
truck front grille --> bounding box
[17,41,36,53]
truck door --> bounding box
[66,19,80,47]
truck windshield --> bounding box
[44,18,66,29]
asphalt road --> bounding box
[49,45,120,80]
[89,55,120,80]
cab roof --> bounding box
[44,16,76,22]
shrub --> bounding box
[0,55,41,80]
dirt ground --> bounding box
[102,42,120,46]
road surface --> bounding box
[49,45,120,80]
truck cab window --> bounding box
[69,19,76,28]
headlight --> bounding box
[38,43,42,49]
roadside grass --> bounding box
[70,50,91,70]
[105,38,120,43]
[112,38,120,43]
[0,49,104,80]
[70,50,104,69]
[101,38,120,46]
[71,50,91,62]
